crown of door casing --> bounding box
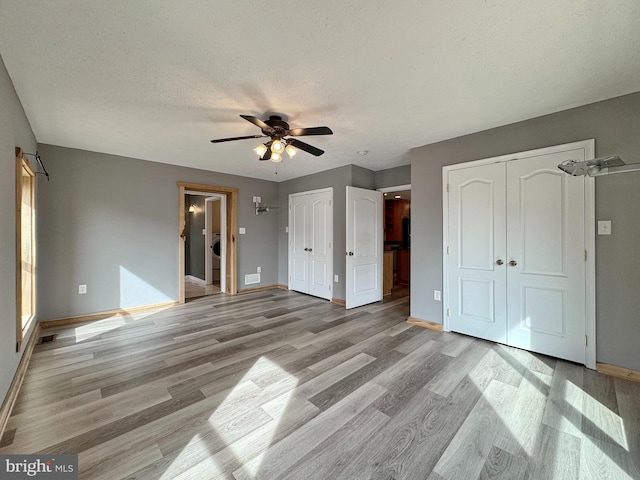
[177,182,238,301]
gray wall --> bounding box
[186,194,206,280]
[410,91,640,371]
[375,165,411,189]
[0,55,38,403]
[36,144,279,320]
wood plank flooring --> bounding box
[2,288,639,479]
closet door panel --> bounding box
[506,149,586,363]
[448,163,507,343]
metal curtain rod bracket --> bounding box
[23,151,50,181]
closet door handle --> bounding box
[496,259,504,266]
[303,248,309,251]
[308,248,313,252]
[509,260,518,267]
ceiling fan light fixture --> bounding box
[271,139,284,153]
[271,152,282,163]
[285,145,297,158]
[253,144,268,157]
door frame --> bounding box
[287,187,333,300]
[203,194,226,292]
[441,139,596,369]
[178,182,237,302]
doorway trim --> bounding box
[204,195,226,293]
[441,139,596,369]
[178,182,238,302]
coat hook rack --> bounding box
[23,151,50,181]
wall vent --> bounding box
[38,334,57,344]
[245,273,260,285]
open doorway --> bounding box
[178,182,238,303]
[183,192,227,299]
[378,184,411,296]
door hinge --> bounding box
[584,335,588,346]
[446,246,450,255]
[584,250,587,261]
[447,308,451,317]
[329,200,332,206]
[329,284,331,291]
[447,184,450,193]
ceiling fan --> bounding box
[211,115,333,162]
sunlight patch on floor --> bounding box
[160,356,298,479]
[74,316,126,342]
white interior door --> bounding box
[289,195,309,293]
[445,143,590,365]
[308,191,333,300]
[448,163,507,343]
[346,186,383,309]
[506,150,586,363]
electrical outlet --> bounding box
[434,290,441,301]
[79,284,87,294]
[334,275,339,282]
[597,220,611,235]
[239,227,246,234]
[257,266,261,273]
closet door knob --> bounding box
[509,260,518,267]
[303,248,309,251]
[308,248,313,252]
[496,259,504,266]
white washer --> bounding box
[212,234,221,282]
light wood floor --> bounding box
[185,275,221,299]
[1,288,639,479]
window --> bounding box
[16,148,35,351]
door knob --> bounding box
[308,248,313,252]
[496,259,504,266]
[349,252,354,256]
[509,260,517,267]
[303,248,309,251]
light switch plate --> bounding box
[434,290,441,301]
[239,227,246,234]
[598,220,611,235]
[334,275,339,282]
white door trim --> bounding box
[204,194,227,293]
[442,139,596,369]
[377,184,411,193]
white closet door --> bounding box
[448,163,507,343]
[308,191,333,300]
[506,149,586,363]
[289,195,309,293]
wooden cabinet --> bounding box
[397,248,410,285]
[384,199,410,243]
[383,251,393,295]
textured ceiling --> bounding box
[2,1,640,181]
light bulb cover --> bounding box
[188,205,195,213]
[271,152,282,163]
[271,139,284,153]
[254,144,268,157]
[285,145,297,158]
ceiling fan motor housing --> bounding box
[262,115,290,138]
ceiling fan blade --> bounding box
[289,126,333,136]
[288,138,325,156]
[240,115,275,134]
[260,147,272,161]
[211,134,267,143]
